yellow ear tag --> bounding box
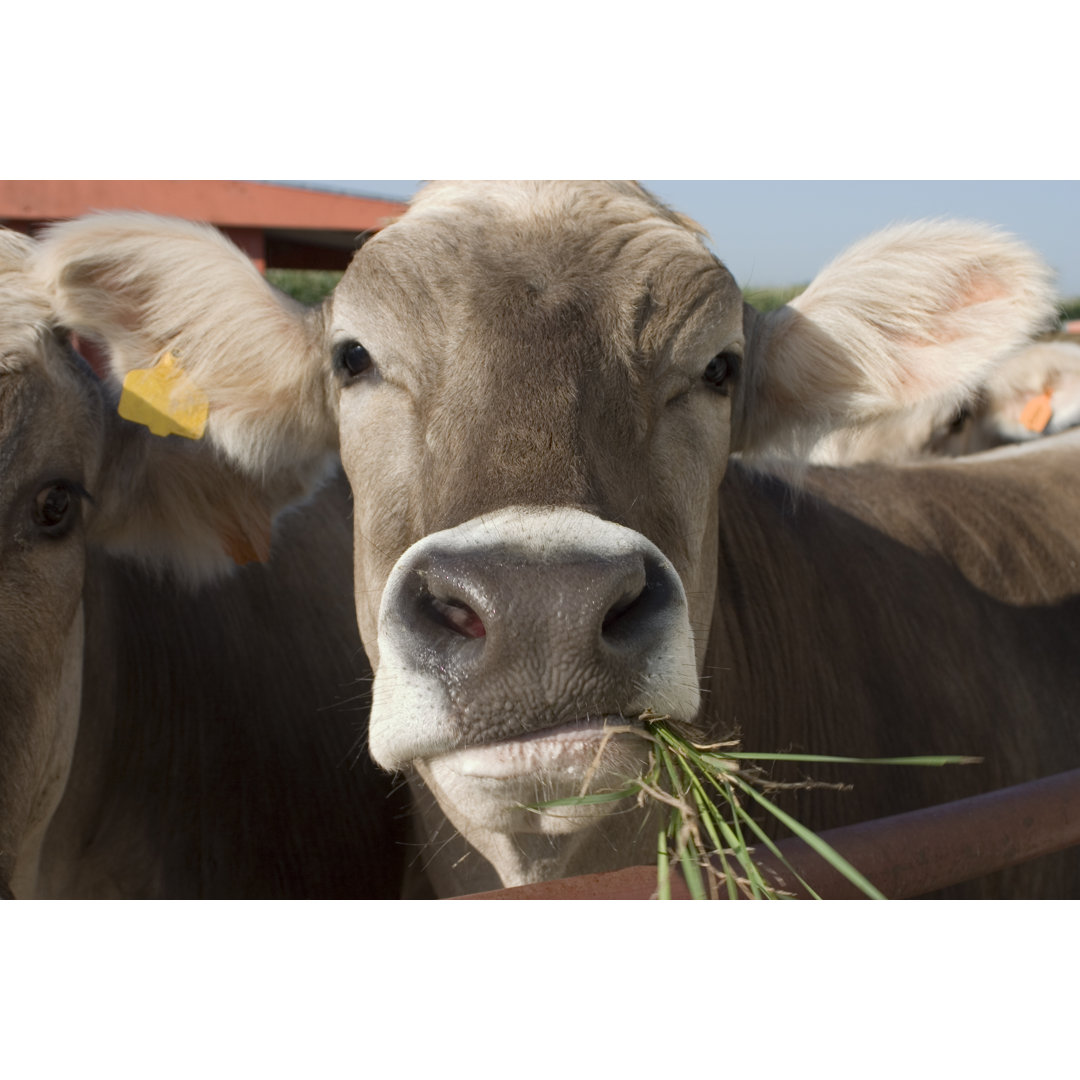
[118,352,208,439]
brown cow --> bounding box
[0,227,404,899]
[811,339,1080,464]
[33,184,1080,898]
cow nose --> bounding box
[379,521,690,717]
[403,547,676,666]
[369,507,701,768]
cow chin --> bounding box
[413,730,663,889]
[420,718,654,836]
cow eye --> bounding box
[948,406,971,434]
[337,340,374,379]
[703,351,739,394]
[32,481,88,539]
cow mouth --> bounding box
[431,716,648,780]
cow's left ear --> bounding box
[733,220,1057,458]
[34,212,338,510]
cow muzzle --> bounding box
[368,507,701,811]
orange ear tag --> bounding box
[1019,389,1054,434]
[118,352,208,439]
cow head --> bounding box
[0,226,286,898]
[932,340,1080,456]
[35,184,1056,891]
[811,338,1079,464]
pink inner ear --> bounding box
[926,273,1011,345]
[954,273,1009,309]
[72,333,108,378]
[895,274,1012,353]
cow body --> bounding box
[1,229,403,899]
[707,441,1080,897]
[36,184,1080,898]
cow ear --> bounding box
[33,212,338,508]
[733,220,1058,459]
[84,395,286,583]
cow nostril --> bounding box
[601,586,645,634]
[600,557,677,649]
[426,595,487,639]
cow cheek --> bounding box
[2,601,84,898]
[339,396,424,668]
[641,412,727,674]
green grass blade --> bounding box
[654,724,780,898]
[660,754,708,900]
[712,752,982,767]
[656,828,671,901]
[677,841,708,900]
[725,787,824,900]
[717,781,772,899]
[731,774,886,900]
[673,750,770,898]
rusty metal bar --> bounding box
[455,767,1080,899]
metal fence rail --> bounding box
[455,767,1080,899]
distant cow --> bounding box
[0,228,404,899]
[811,339,1080,464]
[34,185,1080,899]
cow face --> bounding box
[35,185,1057,890]
[0,231,104,896]
[0,228,291,898]
[324,184,742,871]
[810,339,1080,464]
[933,340,1080,456]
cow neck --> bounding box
[704,459,1080,849]
[36,551,168,897]
[39,477,409,899]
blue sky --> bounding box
[304,181,1080,299]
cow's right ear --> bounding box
[733,220,1058,460]
[33,213,338,509]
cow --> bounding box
[811,339,1080,464]
[32,183,1080,898]
[934,339,1080,455]
[0,227,405,899]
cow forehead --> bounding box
[0,264,52,375]
[1,237,100,446]
[406,180,707,239]
[0,334,104,491]
[334,180,740,360]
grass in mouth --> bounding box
[532,710,981,900]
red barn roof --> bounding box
[0,180,408,271]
